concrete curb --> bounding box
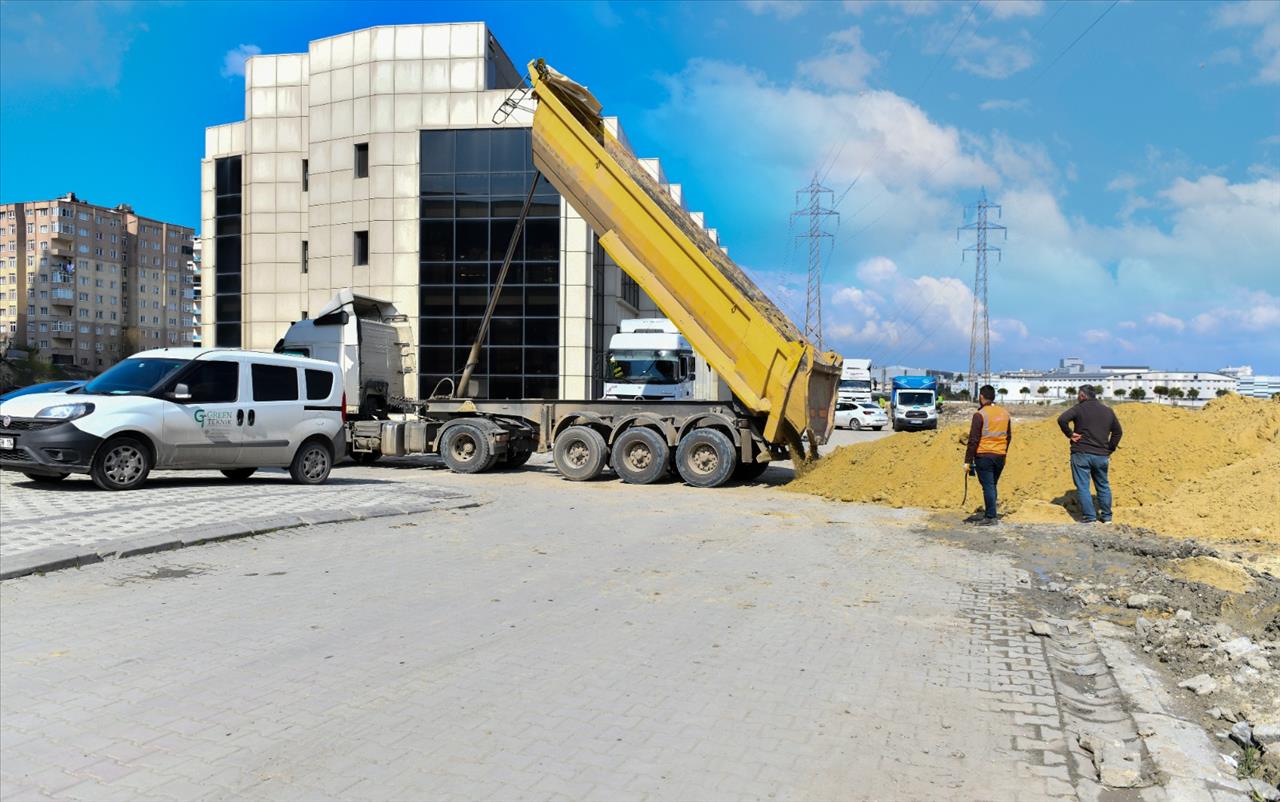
[0,496,476,581]
[1091,620,1250,802]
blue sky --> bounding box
[2,0,1278,372]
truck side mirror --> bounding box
[170,383,191,401]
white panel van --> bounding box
[0,348,345,490]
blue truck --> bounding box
[890,376,939,431]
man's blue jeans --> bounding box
[974,455,1005,520]
[1071,453,1112,522]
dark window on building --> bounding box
[302,159,309,192]
[418,128,561,399]
[621,273,640,309]
[354,143,369,179]
[305,368,334,400]
[354,230,369,266]
[175,360,239,404]
[213,155,242,348]
[301,240,309,274]
[251,363,299,402]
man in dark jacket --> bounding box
[1057,386,1123,523]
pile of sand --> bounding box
[789,395,1279,545]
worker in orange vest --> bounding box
[963,384,1012,525]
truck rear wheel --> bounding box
[676,428,736,488]
[440,423,496,474]
[552,426,607,481]
[610,427,669,485]
[733,459,769,482]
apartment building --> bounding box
[0,193,196,371]
[203,23,734,400]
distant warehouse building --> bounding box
[202,23,731,401]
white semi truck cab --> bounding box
[603,319,696,400]
[838,358,873,404]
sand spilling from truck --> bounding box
[790,395,1280,546]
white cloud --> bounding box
[987,0,1044,20]
[221,44,262,79]
[1145,312,1186,333]
[1106,174,1139,192]
[743,0,808,20]
[1083,329,1111,344]
[855,255,898,283]
[799,26,879,90]
[925,14,1037,81]
[979,98,1029,112]
[0,2,137,89]
[643,57,1280,371]
[1213,0,1280,84]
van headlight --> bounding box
[35,402,95,421]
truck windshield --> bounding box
[839,379,872,390]
[897,391,934,406]
[81,358,188,396]
[607,350,684,385]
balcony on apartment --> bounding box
[50,287,75,306]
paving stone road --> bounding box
[1,456,1112,802]
[0,465,465,567]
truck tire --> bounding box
[675,428,737,488]
[289,439,333,485]
[90,435,152,491]
[440,422,496,474]
[610,427,669,485]
[552,426,607,481]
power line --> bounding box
[1031,0,1120,85]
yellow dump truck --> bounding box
[288,61,841,488]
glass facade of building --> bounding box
[418,129,561,399]
[213,156,243,348]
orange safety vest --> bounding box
[977,405,1010,456]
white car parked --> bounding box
[834,401,888,431]
[0,348,345,490]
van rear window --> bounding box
[305,369,334,401]
[251,364,299,402]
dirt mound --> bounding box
[790,396,1280,545]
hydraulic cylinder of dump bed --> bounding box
[527,61,841,448]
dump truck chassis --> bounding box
[347,399,778,488]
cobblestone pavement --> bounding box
[0,465,465,565]
[0,459,1110,802]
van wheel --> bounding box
[610,427,669,485]
[553,426,607,481]
[440,423,495,474]
[289,440,332,485]
[676,428,736,488]
[91,436,152,491]
[24,472,69,483]
[221,468,256,481]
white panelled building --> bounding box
[202,23,731,401]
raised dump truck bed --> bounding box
[527,61,841,453]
